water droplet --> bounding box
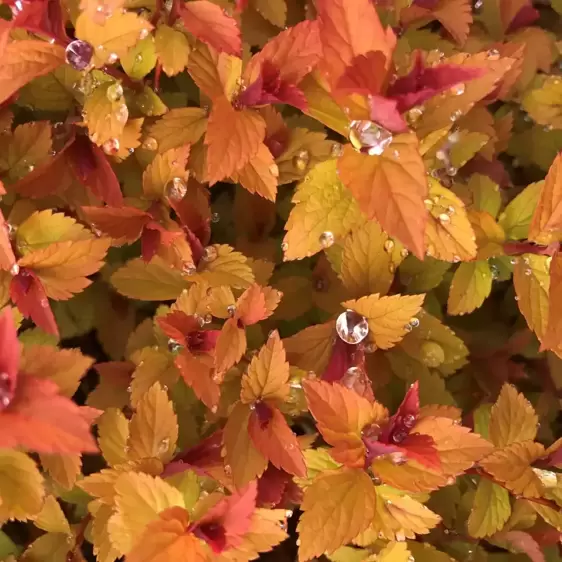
[224,464,232,476]
[342,366,362,388]
[227,304,236,317]
[438,213,451,224]
[405,106,424,125]
[65,39,94,71]
[204,313,212,324]
[384,239,395,253]
[182,262,196,275]
[436,149,447,161]
[168,338,182,353]
[490,264,499,279]
[139,28,150,40]
[400,248,409,258]
[127,385,132,393]
[450,83,465,96]
[420,340,445,367]
[446,166,458,177]
[524,268,532,276]
[409,317,420,328]
[330,142,344,158]
[106,82,123,102]
[158,438,170,455]
[392,430,408,443]
[349,120,393,155]
[371,475,382,485]
[319,231,334,249]
[403,414,416,428]
[389,451,407,465]
[107,52,119,64]
[515,295,520,301]
[114,103,129,124]
[424,198,434,210]
[268,163,279,177]
[166,177,187,202]
[211,212,220,223]
[102,137,120,155]
[142,137,158,151]
[4,223,16,239]
[336,310,369,345]
[363,342,378,353]
[389,263,396,274]
[202,246,218,262]
[292,149,310,171]
[9,264,20,276]
[487,48,500,60]
[450,109,463,122]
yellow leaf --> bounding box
[480,441,545,498]
[529,152,562,244]
[251,0,287,27]
[90,501,121,562]
[231,143,278,201]
[0,41,66,106]
[369,457,448,493]
[39,454,82,490]
[241,331,289,403]
[499,182,542,241]
[340,221,397,298]
[343,293,425,350]
[128,382,179,464]
[467,479,511,538]
[338,135,428,259]
[122,36,156,79]
[529,501,562,532]
[75,11,153,66]
[223,401,268,488]
[111,257,189,301]
[189,244,255,289]
[425,179,477,262]
[283,159,364,261]
[21,532,74,562]
[283,321,334,374]
[377,541,412,562]
[467,173,502,218]
[0,451,44,522]
[108,472,185,556]
[469,210,505,260]
[155,25,190,77]
[98,408,130,467]
[33,495,71,535]
[489,384,538,448]
[447,261,492,315]
[147,109,207,155]
[513,254,550,343]
[297,468,376,560]
[399,256,451,294]
[142,146,189,199]
[522,75,562,130]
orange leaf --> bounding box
[142,145,190,200]
[248,405,305,476]
[315,0,394,85]
[148,108,208,154]
[370,457,449,492]
[205,97,266,185]
[241,331,289,403]
[223,401,268,488]
[0,41,65,105]
[175,352,220,411]
[231,144,278,201]
[180,0,241,56]
[338,135,428,258]
[236,284,281,325]
[283,322,334,374]
[480,441,545,498]
[214,317,247,375]
[529,153,562,245]
[81,206,150,243]
[544,252,562,355]
[297,467,376,560]
[0,210,16,271]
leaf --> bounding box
[529,153,562,245]
[283,159,363,260]
[231,143,278,201]
[108,472,185,555]
[111,257,189,301]
[126,507,208,562]
[148,108,208,154]
[297,468,376,560]
[122,36,157,79]
[544,252,562,355]
[523,76,562,131]
[0,41,65,105]
[214,317,247,375]
[399,256,451,294]
[248,405,306,476]
[180,0,241,56]
[489,384,538,448]
[98,408,130,467]
[83,82,128,146]
[142,145,190,199]
[190,244,255,288]
[339,221,396,298]
[175,351,219,410]
[480,441,545,498]
[315,0,394,85]
[81,205,150,243]
[513,254,550,343]
[468,479,511,538]
[0,451,44,522]
[344,293,425,350]
[241,331,289,403]
[499,181,542,241]
[155,24,191,77]
[128,382,179,464]
[425,179,477,262]
[223,401,268,488]
[447,261,492,315]
[19,345,93,397]
[338,135,428,258]
[205,97,266,184]
[283,321,336,374]
[75,11,153,66]
[130,348,178,407]
[39,454,82,490]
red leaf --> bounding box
[180,0,241,56]
[399,433,441,470]
[158,310,220,352]
[0,307,19,407]
[9,0,67,43]
[175,351,220,410]
[10,269,58,336]
[164,430,223,477]
[0,209,16,272]
[257,465,290,507]
[368,94,409,133]
[335,51,387,95]
[0,374,99,453]
[68,136,123,206]
[81,205,151,242]
[380,381,420,443]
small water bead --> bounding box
[158,438,170,455]
[319,231,334,249]
[405,106,424,125]
[227,304,236,317]
[450,109,463,122]
[400,248,409,258]
[4,222,17,239]
[330,142,344,158]
[392,429,408,443]
[438,213,451,224]
[349,120,393,156]
[490,264,500,279]
[166,177,187,201]
[388,263,396,274]
[114,103,129,124]
[10,263,19,276]
[168,339,182,353]
[486,48,500,60]
[211,212,220,223]
[182,262,197,275]
[202,246,218,262]
[384,239,395,253]
[389,451,407,465]
[336,309,370,344]
[107,52,119,64]
[446,166,458,177]
[524,268,532,276]
[450,83,465,96]
[409,317,420,328]
[65,39,94,71]
[342,366,362,389]
[363,342,378,353]
[436,149,447,161]
[204,313,212,324]
[0,373,13,409]
[106,82,124,102]
[281,241,288,253]
[292,149,310,171]
[423,198,434,210]
[268,163,279,177]
[102,137,120,155]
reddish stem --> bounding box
[503,241,559,257]
[169,0,182,25]
[154,62,162,92]
[151,0,164,25]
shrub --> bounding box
[0,0,562,560]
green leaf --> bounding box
[448,261,493,316]
[468,479,511,538]
[499,182,542,240]
[122,37,157,79]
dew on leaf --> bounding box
[349,120,393,156]
[384,239,395,253]
[102,138,120,155]
[107,52,119,64]
[166,177,187,201]
[182,262,196,275]
[293,149,310,171]
[330,142,343,158]
[227,304,236,317]
[106,83,124,102]
[438,213,450,224]
[202,246,218,263]
[211,212,220,223]
[450,83,465,96]
[9,264,19,276]
[319,231,334,249]
[336,310,369,344]
[65,40,94,71]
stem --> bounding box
[151,0,164,25]
[154,62,162,93]
[169,0,182,25]
[503,240,559,257]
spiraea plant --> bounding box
[0,0,562,560]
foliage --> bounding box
[0,0,561,561]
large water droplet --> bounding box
[330,142,344,158]
[65,39,94,71]
[106,82,124,102]
[292,149,310,171]
[166,177,187,201]
[420,340,445,367]
[142,137,158,151]
[102,138,120,155]
[336,310,369,344]
[319,231,334,249]
[384,239,395,253]
[349,120,393,156]
[202,246,218,262]
[182,262,196,275]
